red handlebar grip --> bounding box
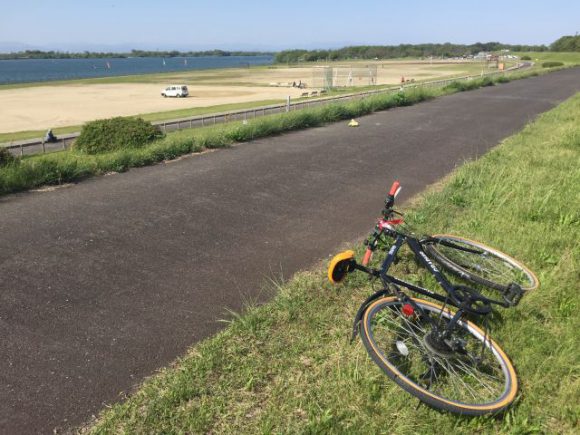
[389,181,401,196]
[362,248,373,266]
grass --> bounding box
[514,51,580,66]
[0,69,559,197]
[85,91,580,434]
[0,125,82,144]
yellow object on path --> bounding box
[348,119,359,127]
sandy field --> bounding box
[0,84,309,133]
[0,61,479,134]
[222,62,471,87]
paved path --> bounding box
[1,68,578,433]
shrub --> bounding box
[393,91,410,105]
[542,61,564,68]
[479,77,494,87]
[0,147,17,167]
[443,81,464,92]
[74,117,163,154]
[521,55,532,61]
[443,77,498,93]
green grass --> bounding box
[0,69,565,197]
[0,125,81,144]
[138,99,284,121]
[85,92,580,434]
[515,51,580,66]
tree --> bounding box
[551,35,580,52]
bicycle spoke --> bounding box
[454,359,501,394]
[433,238,533,288]
[427,354,483,402]
[444,359,482,401]
[364,298,514,409]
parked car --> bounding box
[161,85,189,98]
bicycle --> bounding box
[328,181,538,415]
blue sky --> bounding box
[1,0,578,51]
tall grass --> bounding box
[85,92,580,434]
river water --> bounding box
[0,55,274,85]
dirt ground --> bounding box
[0,61,479,134]
[0,84,309,133]
[225,62,472,87]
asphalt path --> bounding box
[1,67,579,433]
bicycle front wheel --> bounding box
[424,235,539,292]
[360,297,518,415]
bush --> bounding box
[479,77,494,87]
[393,91,410,105]
[542,61,564,68]
[521,55,532,61]
[444,81,465,92]
[0,147,17,167]
[74,117,163,154]
[443,77,497,93]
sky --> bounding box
[1,0,578,52]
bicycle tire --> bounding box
[360,296,518,415]
[424,235,539,292]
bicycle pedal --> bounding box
[503,283,524,306]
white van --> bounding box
[161,85,189,98]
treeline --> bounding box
[0,50,125,60]
[0,49,273,60]
[551,35,580,52]
[3,36,577,61]
[128,49,272,58]
[275,42,548,63]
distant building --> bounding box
[474,51,492,60]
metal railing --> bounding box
[2,64,528,157]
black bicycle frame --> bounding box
[350,231,471,340]
[380,234,460,306]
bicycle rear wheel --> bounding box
[360,297,518,415]
[424,235,539,292]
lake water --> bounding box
[0,55,274,85]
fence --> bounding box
[2,64,528,157]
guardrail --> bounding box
[2,64,528,157]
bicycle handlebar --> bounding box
[384,180,401,211]
[364,181,405,264]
